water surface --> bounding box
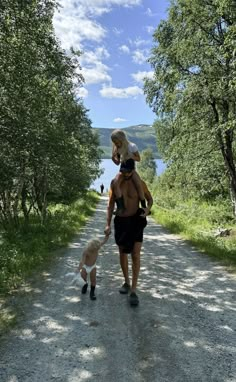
[91,159,166,192]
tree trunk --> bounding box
[21,184,29,222]
[229,180,236,217]
[211,99,236,216]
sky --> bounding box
[53,0,169,128]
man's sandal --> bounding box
[129,292,139,306]
[119,283,130,294]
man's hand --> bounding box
[104,225,112,235]
[140,207,150,218]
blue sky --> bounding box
[54,0,169,128]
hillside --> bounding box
[94,124,160,158]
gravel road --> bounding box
[0,195,236,382]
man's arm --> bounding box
[141,181,153,217]
[104,181,115,235]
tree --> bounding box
[0,0,101,226]
[137,148,157,186]
[144,0,236,214]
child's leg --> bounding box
[90,267,96,300]
[81,268,88,294]
[132,171,146,208]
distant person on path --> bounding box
[104,160,153,306]
[100,183,104,194]
[111,129,147,215]
[75,235,109,300]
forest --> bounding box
[0,1,101,293]
[142,0,236,268]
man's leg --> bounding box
[129,242,142,305]
[131,242,142,292]
[119,246,130,293]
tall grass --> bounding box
[152,198,236,268]
[0,191,100,294]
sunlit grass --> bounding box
[0,191,99,295]
[152,200,236,269]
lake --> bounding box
[91,159,166,192]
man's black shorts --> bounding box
[114,208,147,253]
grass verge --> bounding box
[152,201,236,270]
[0,191,99,332]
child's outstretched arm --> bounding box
[99,234,110,247]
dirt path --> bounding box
[0,196,236,382]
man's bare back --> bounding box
[118,177,140,217]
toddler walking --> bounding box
[111,129,146,215]
[75,235,109,300]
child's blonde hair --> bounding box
[85,238,101,252]
[111,129,129,162]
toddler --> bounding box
[75,235,109,300]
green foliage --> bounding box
[152,203,236,267]
[0,1,101,227]
[144,0,236,213]
[137,148,157,186]
[0,192,99,294]
[151,177,236,267]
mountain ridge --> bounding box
[94,124,160,158]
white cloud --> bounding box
[82,66,111,85]
[133,38,149,47]
[119,45,130,54]
[113,27,123,36]
[54,1,142,50]
[100,85,143,98]
[132,49,149,64]
[113,117,128,122]
[131,70,154,84]
[54,12,106,51]
[80,47,110,65]
[76,87,89,98]
[78,0,142,15]
[146,25,155,34]
[145,7,153,17]
[145,7,162,17]
[79,47,111,85]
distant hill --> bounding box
[94,124,160,158]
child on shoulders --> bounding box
[111,129,146,215]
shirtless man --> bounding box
[104,159,153,306]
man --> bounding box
[100,183,104,194]
[104,159,153,306]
